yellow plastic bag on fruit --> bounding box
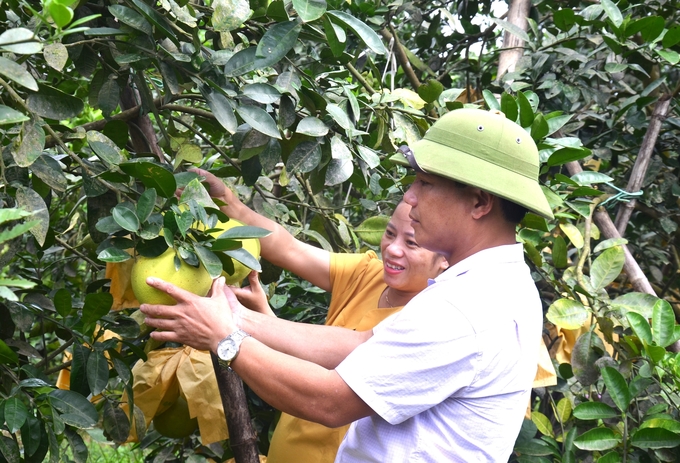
[122,345,229,445]
[107,260,140,311]
[533,337,557,388]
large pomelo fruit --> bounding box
[131,248,212,305]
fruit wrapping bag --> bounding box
[122,345,229,445]
[107,260,140,311]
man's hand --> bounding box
[140,276,237,352]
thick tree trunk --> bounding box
[211,354,260,463]
[497,0,532,82]
[120,84,165,162]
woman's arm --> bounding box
[194,168,333,291]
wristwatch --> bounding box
[216,329,251,369]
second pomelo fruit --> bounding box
[152,391,198,439]
[131,248,213,305]
[207,218,261,286]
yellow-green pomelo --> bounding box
[152,392,198,439]
[131,248,212,305]
[209,218,261,286]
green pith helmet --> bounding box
[390,108,554,220]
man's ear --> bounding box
[470,188,495,220]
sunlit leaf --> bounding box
[12,120,44,167]
[212,0,252,32]
[652,299,676,348]
[601,366,630,411]
[236,105,281,139]
[631,428,680,449]
[590,246,624,290]
[573,427,621,451]
[573,402,618,420]
[547,298,589,330]
[0,28,43,54]
[327,10,387,55]
[0,106,29,126]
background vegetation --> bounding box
[2,0,680,461]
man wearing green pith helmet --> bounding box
[140,108,554,462]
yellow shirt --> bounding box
[267,252,398,463]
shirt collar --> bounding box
[431,243,525,284]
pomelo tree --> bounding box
[2,0,680,461]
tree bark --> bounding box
[120,84,165,162]
[211,354,260,463]
[497,0,532,82]
[614,95,672,235]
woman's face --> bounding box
[380,202,448,294]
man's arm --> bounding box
[140,277,374,425]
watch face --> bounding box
[217,338,237,362]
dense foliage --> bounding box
[2,0,680,461]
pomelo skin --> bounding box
[131,248,213,305]
[152,392,198,439]
[210,218,261,286]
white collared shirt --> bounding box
[335,243,542,462]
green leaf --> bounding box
[573,427,621,451]
[552,235,568,269]
[325,136,353,186]
[640,418,680,434]
[547,298,589,330]
[242,83,282,105]
[627,312,652,345]
[611,292,657,318]
[0,105,29,126]
[482,89,500,110]
[545,114,572,136]
[663,26,680,48]
[16,187,49,246]
[236,105,281,139]
[98,77,120,116]
[81,292,113,331]
[4,397,28,433]
[102,400,130,444]
[286,141,322,174]
[179,178,219,210]
[108,5,153,35]
[26,85,84,120]
[490,17,531,42]
[530,113,549,141]
[0,56,38,91]
[559,222,584,248]
[54,288,72,317]
[556,398,572,423]
[517,92,534,128]
[600,0,623,27]
[531,411,554,438]
[222,246,262,273]
[49,390,98,429]
[625,16,664,42]
[601,366,630,412]
[112,203,140,233]
[256,20,302,64]
[293,0,326,22]
[652,299,676,347]
[98,247,133,263]
[87,350,109,396]
[571,171,613,186]
[355,215,389,246]
[547,147,592,166]
[0,435,20,463]
[12,120,45,167]
[137,188,157,224]
[631,428,680,449]
[87,131,123,167]
[47,0,74,28]
[212,0,252,32]
[64,427,88,462]
[326,103,353,131]
[572,331,605,386]
[200,85,237,134]
[31,155,68,192]
[322,14,345,57]
[500,93,518,122]
[327,10,387,55]
[0,339,18,365]
[119,159,177,198]
[192,245,222,279]
[131,0,179,47]
[656,49,680,65]
[0,28,43,54]
[296,116,328,137]
[590,246,624,290]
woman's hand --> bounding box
[230,270,276,317]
